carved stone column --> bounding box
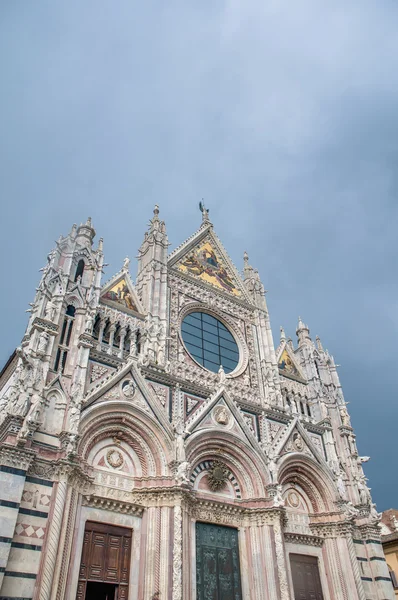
[36,479,68,600]
[96,318,106,351]
[273,515,290,600]
[107,323,117,354]
[118,326,127,358]
[172,504,183,600]
[345,535,366,600]
[50,486,79,600]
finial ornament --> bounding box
[243,251,249,264]
[199,200,210,224]
[122,257,130,271]
[280,326,286,341]
[153,204,159,218]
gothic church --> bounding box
[0,207,393,600]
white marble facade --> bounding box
[0,208,393,600]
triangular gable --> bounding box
[82,359,173,437]
[100,271,145,316]
[168,226,251,301]
[185,387,265,457]
[45,374,67,396]
[271,417,325,467]
[277,343,306,383]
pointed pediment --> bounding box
[277,344,306,382]
[271,418,325,466]
[100,271,145,316]
[82,359,173,436]
[169,227,250,301]
[185,388,264,455]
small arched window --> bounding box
[74,259,85,282]
[315,360,320,378]
[54,305,76,373]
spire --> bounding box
[243,251,254,280]
[242,251,266,309]
[296,316,311,346]
[316,335,324,352]
[280,326,286,342]
[76,217,96,245]
[137,205,169,307]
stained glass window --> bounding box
[181,312,239,373]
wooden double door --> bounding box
[196,522,242,600]
[290,554,324,600]
[76,521,132,600]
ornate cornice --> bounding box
[284,532,324,547]
[82,494,144,516]
[30,316,59,336]
[0,443,36,471]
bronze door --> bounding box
[196,522,242,600]
[290,554,324,600]
[76,521,132,600]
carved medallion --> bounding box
[287,491,300,508]
[207,461,229,491]
[213,406,229,426]
[293,433,304,452]
[106,449,124,469]
[122,380,135,399]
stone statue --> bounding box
[218,365,226,384]
[273,484,285,507]
[340,405,351,427]
[357,476,370,505]
[85,312,94,333]
[176,461,190,485]
[268,457,277,483]
[44,301,56,321]
[122,257,130,271]
[37,331,49,355]
[174,419,186,462]
[336,473,347,500]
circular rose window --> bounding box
[181,311,239,373]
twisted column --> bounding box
[273,518,290,600]
[346,535,366,600]
[37,480,67,600]
[172,505,183,600]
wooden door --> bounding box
[290,554,324,600]
[76,521,132,600]
[196,522,242,600]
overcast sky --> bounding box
[1,1,397,510]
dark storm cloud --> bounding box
[0,1,397,508]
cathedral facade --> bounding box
[0,207,393,600]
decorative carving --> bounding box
[172,505,183,600]
[106,449,124,469]
[207,461,229,491]
[122,379,136,399]
[213,405,229,425]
